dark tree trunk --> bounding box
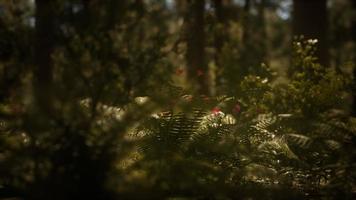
[185,0,208,94]
[81,0,101,31]
[175,0,187,15]
[213,0,225,59]
[105,0,128,29]
[293,0,329,67]
[352,0,356,116]
[257,0,267,64]
[34,0,57,115]
[240,0,256,74]
[242,0,251,44]
[213,0,227,93]
[29,1,58,198]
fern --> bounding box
[285,133,312,149]
[137,109,206,159]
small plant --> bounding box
[117,39,356,199]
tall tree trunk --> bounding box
[81,0,100,31]
[107,0,128,29]
[292,0,329,67]
[175,0,187,16]
[242,0,251,44]
[34,0,56,115]
[351,0,356,116]
[213,0,227,94]
[185,0,208,94]
[257,0,267,64]
[213,0,225,60]
[29,1,57,198]
[240,0,255,75]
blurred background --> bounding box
[0,0,355,199]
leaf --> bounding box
[258,137,299,160]
[285,133,312,149]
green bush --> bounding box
[118,39,356,199]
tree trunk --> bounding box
[213,0,227,94]
[242,0,251,44]
[34,0,57,115]
[175,0,187,17]
[257,0,267,64]
[351,0,356,116]
[293,0,329,67]
[185,0,208,94]
[107,0,128,29]
[213,0,225,59]
[29,1,58,198]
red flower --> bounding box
[11,104,23,115]
[211,107,221,115]
[256,107,264,114]
[232,104,241,114]
[197,69,204,77]
[200,95,210,101]
[175,68,184,75]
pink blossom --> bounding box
[197,69,204,77]
[232,104,241,114]
[256,107,264,114]
[200,95,210,101]
[175,68,184,75]
[212,107,221,115]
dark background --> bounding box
[0,0,355,199]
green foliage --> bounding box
[115,38,356,199]
[0,1,355,199]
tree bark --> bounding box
[242,0,251,44]
[213,0,225,58]
[107,0,128,29]
[293,0,329,67]
[351,0,356,116]
[34,0,57,115]
[257,0,267,64]
[185,0,208,95]
[213,0,227,93]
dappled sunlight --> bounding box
[0,0,355,199]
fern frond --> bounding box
[249,113,278,144]
[285,133,312,149]
[252,114,277,132]
[258,137,299,160]
[323,140,341,150]
[137,109,208,159]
